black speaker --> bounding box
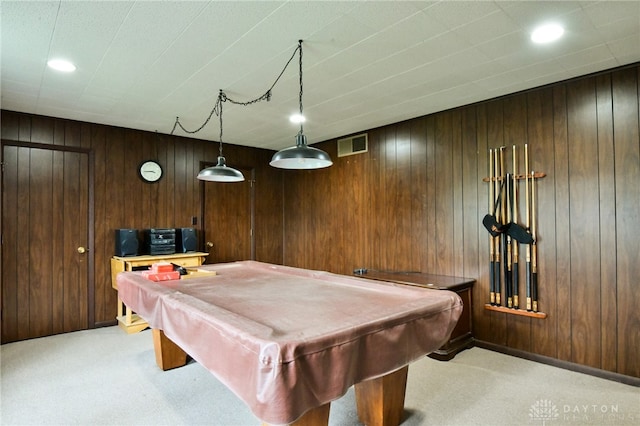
[115,229,138,257]
[176,228,197,253]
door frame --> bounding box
[1,139,95,329]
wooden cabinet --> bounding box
[110,252,208,333]
[354,270,474,361]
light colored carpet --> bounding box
[1,326,638,425]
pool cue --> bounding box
[525,144,532,311]
[531,169,539,312]
[494,148,502,306]
[500,147,508,306]
[489,149,496,305]
[512,146,519,309]
[504,171,513,308]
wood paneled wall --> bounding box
[282,64,640,378]
[1,113,283,326]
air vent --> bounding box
[337,133,368,157]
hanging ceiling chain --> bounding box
[298,39,303,116]
[217,91,223,156]
[170,41,302,137]
[297,39,304,134]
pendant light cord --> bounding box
[170,41,303,137]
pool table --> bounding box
[116,261,462,425]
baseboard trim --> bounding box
[475,340,639,387]
[94,320,118,328]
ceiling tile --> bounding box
[422,1,503,30]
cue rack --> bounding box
[482,144,547,319]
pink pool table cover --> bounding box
[117,261,463,424]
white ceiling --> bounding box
[2,1,639,151]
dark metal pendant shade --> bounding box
[197,156,245,182]
[180,40,330,175]
[270,134,332,169]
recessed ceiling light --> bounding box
[47,59,76,72]
[289,113,305,124]
[531,23,564,44]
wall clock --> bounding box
[138,160,163,183]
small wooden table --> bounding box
[354,270,475,360]
[110,252,208,333]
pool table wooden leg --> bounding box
[152,329,188,371]
[262,402,330,426]
[354,365,409,426]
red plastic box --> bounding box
[150,262,174,273]
[141,270,180,281]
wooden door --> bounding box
[201,166,254,263]
[1,142,93,343]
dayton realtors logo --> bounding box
[529,399,559,425]
[529,399,636,424]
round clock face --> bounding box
[139,160,163,183]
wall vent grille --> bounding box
[337,133,368,157]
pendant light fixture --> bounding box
[197,91,245,182]
[172,40,330,172]
[270,40,332,170]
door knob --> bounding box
[77,246,86,254]
[205,242,214,249]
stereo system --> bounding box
[144,228,176,255]
[114,227,198,256]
